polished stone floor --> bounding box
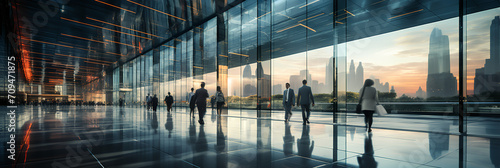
[1,106,500,168]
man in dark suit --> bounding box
[192,82,209,124]
[152,94,159,112]
[297,80,315,125]
[164,92,174,113]
[282,83,295,122]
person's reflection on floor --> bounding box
[196,125,208,151]
[151,112,158,134]
[283,122,295,156]
[194,125,208,165]
[215,116,226,153]
[357,133,377,168]
[119,107,125,117]
[188,117,197,145]
[211,109,217,123]
[165,112,173,138]
[297,125,314,157]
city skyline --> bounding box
[227,8,499,98]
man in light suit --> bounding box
[283,83,295,122]
[297,80,315,125]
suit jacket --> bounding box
[192,88,209,106]
[297,85,315,106]
[152,97,159,106]
[282,89,295,107]
[164,95,174,105]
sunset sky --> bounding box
[348,8,500,97]
[268,8,500,97]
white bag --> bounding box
[375,105,387,116]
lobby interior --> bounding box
[2,0,500,167]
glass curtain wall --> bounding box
[466,7,500,137]
[110,0,500,135]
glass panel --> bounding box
[345,1,460,133]
[227,5,242,112]
[241,0,258,110]
[466,7,500,136]
[271,0,307,118]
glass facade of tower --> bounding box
[110,0,500,138]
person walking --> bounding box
[215,86,225,116]
[188,88,196,118]
[297,80,315,125]
[164,92,174,113]
[359,79,379,132]
[152,94,159,112]
[210,96,216,110]
[146,93,151,110]
[283,83,295,122]
[192,82,209,124]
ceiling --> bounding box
[9,0,226,86]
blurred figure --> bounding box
[357,133,377,168]
[188,88,196,118]
[192,82,209,124]
[146,93,151,110]
[283,83,295,122]
[211,96,216,110]
[215,86,225,116]
[297,80,315,125]
[152,94,159,112]
[164,92,174,113]
[119,97,124,107]
[359,79,379,132]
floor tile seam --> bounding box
[420,149,460,165]
[332,154,441,168]
[123,137,205,167]
[270,155,329,164]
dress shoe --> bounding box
[303,122,307,125]
[368,128,372,132]
[306,119,310,124]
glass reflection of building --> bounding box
[474,16,500,98]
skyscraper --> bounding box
[416,86,426,98]
[356,62,364,90]
[242,64,256,97]
[348,60,356,92]
[426,28,457,98]
[289,75,301,92]
[489,16,500,73]
[474,16,500,97]
[325,57,334,92]
[273,84,283,95]
[428,28,451,74]
[390,86,396,94]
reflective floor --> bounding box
[2,106,500,168]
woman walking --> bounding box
[359,79,379,132]
[215,86,225,115]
